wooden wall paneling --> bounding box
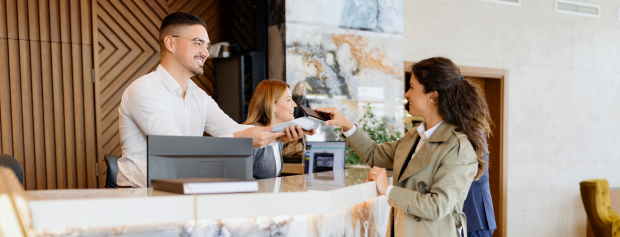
[6,0,26,187]
[142,0,167,20]
[39,0,57,189]
[28,0,47,189]
[0,0,99,190]
[98,1,155,158]
[97,33,114,64]
[60,0,77,189]
[188,0,223,97]
[124,1,160,43]
[95,0,168,187]
[229,0,255,51]
[70,0,86,189]
[0,0,13,158]
[82,0,97,189]
[168,0,190,13]
[92,0,105,188]
[50,0,68,189]
[17,0,36,191]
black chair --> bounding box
[104,154,121,188]
[0,154,23,185]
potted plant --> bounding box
[335,104,402,166]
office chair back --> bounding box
[580,179,620,237]
[0,154,23,185]
[104,154,121,188]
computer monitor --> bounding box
[304,141,347,174]
[146,135,253,187]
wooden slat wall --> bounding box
[0,0,96,190]
[0,0,227,189]
[95,0,226,187]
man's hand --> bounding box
[314,108,355,132]
[279,125,316,142]
[233,126,285,148]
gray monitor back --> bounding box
[146,135,253,187]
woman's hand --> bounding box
[367,166,390,196]
[280,125,317,141]
[314,108,355,132]
[234,126,285,148]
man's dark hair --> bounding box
[159,12,207,44]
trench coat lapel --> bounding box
[392,127,420,184]
[397,139,431,184]
[396,122,455,184]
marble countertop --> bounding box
[26,168,392,230]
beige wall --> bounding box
[404,0,620,236]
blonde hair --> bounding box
[243,80,290,126]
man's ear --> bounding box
[164,35,175,54]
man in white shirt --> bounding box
[117,12,310,187]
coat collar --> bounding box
[427,121,456,143]
[395,121,457,184]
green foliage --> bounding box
[335,104,402,164]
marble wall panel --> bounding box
[269,0,404,141]
[269,0,404,32]
[284,24,404,140]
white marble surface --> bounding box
[26,169,391,236]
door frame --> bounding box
[405,62,508,237]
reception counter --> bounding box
[26,168,391,236]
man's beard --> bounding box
[180,55,205,77]
[190,65,204,77]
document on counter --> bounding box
[152,178,258,194]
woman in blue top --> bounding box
[463,135,496,237]
[243,80,315,179]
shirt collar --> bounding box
[156,64,198,97]
[417,120,443,141]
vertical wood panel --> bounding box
[28,0,47,189]
[60,0,77,189]
[93,0,105,188]
[0,0,4,154]
[70,0,86,189]
[50,0,68,189]
[39,0,57,189]
[0,0,13,157]
[7,0,26,185]
[0,0,97,190]
[17,0,36,190]
[82,0,97,189]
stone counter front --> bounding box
[26,169,391,236]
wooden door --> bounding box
[465,75,505,237]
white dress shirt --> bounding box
[270,141,282,175]
[342,121,444,198]
[117,65,251,187]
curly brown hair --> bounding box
[412,57,492,180]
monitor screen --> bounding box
[304,141,346,174]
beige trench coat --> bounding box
[345,122,478,237]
